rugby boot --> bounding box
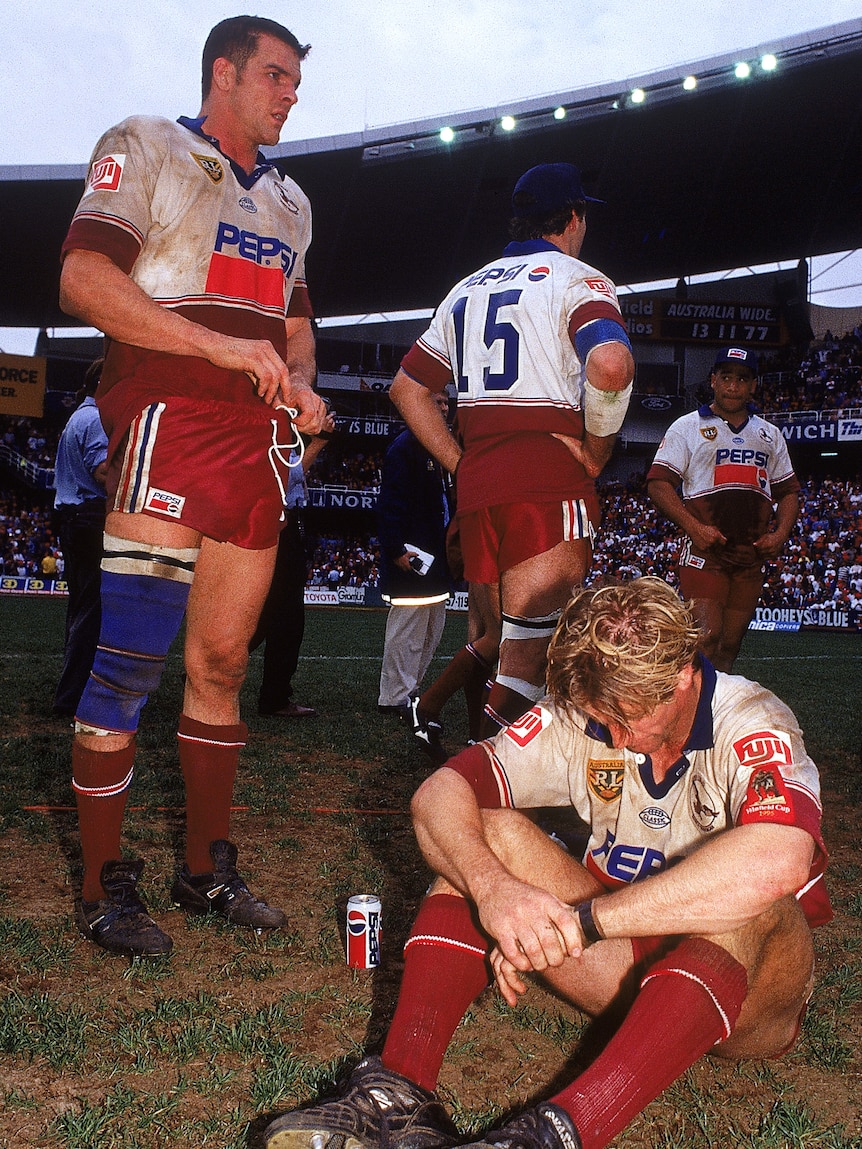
[460,1104,582,1149]
[76,858,173,957]
[407,697,449,766]
[170,838,287,929]
[264,1055,458,1149]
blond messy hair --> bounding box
[546,578,702,725]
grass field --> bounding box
[0,596,860,1149]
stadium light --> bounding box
[761,53,778,72]
[500,115,516,131]
[630,87,646,104]
[735,61,751,79]
[439,126,455,143]
[682,75,697,91]
[553,106,566,120]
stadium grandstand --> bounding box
[1,19,860,633]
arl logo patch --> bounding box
[89,153,126,193]
[144,487,185,518]
[700,426,718,441]
[588,761,624,803]
[192,153,224,183]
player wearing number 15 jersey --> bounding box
[390,163,634,736]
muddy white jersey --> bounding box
[451,660,830,927]
[63,115,312,402]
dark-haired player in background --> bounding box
[390,162,634,741]
[59,15,325,956]
[648,347,800,671]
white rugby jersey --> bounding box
[648,404,799,548]
[400,239,628,512]
[451,660,830,927]
[62,115,312,403]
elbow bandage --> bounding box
[583,380,633,437]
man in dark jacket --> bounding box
[377,393,453,719]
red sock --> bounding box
[178,715,246,874]
[382,893,491,1090]
[552,938,748,1149]
[72,740,136,901]
[481,680,537,736]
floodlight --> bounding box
[553,106,566,120]
[630,87,646,104]
[439,126,455,143]
[735,61,751,79]
[761,53,778,71]
[500,115,516,131]
[682,75,697,91]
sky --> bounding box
[0,0,859,351]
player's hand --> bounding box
[551,432,613,479]
[477,877,585,983]
[753,531,784,560]
[689,522,727,552]
[283,386,326,436]
[207,334,295,407]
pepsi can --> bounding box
[346,894,382,968]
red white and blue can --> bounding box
[346,894,382,968]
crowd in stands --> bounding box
[3,327,861,623]
[306,534,381,589]
[4,475,859,624]
[306,445,383,491]
[0,494,59,577]
[1,415,61,471]
[710,326,862,414]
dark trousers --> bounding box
[53,500,106,716]
[249,511,308,714]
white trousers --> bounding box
[378,601,447,707]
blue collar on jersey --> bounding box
[698,401,757,433]
[177,116,276,191]
[584,656,718,798]
[502,239,562,257]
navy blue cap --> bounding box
[713,346,759,375]
[511,163,603,218]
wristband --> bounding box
[574,900,605,947]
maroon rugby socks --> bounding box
[178,715,246,874]
[382,893,491,1090]
[551,938,748,1149]
[72,740,136,902]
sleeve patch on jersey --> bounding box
[584,277,616,299]
[88,154,126,193]
[502,704,550,747]
[740,763,796,825]
[733,730,794,770]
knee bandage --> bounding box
[75,535,199,735]
[500,609,562,643]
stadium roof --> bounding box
[2,18,861,328]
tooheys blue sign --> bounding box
[749,606,860,632]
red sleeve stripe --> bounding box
[568,300,626,341]
[444,744,509,808]
[62,213,143,273]
[400,340,453,390]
